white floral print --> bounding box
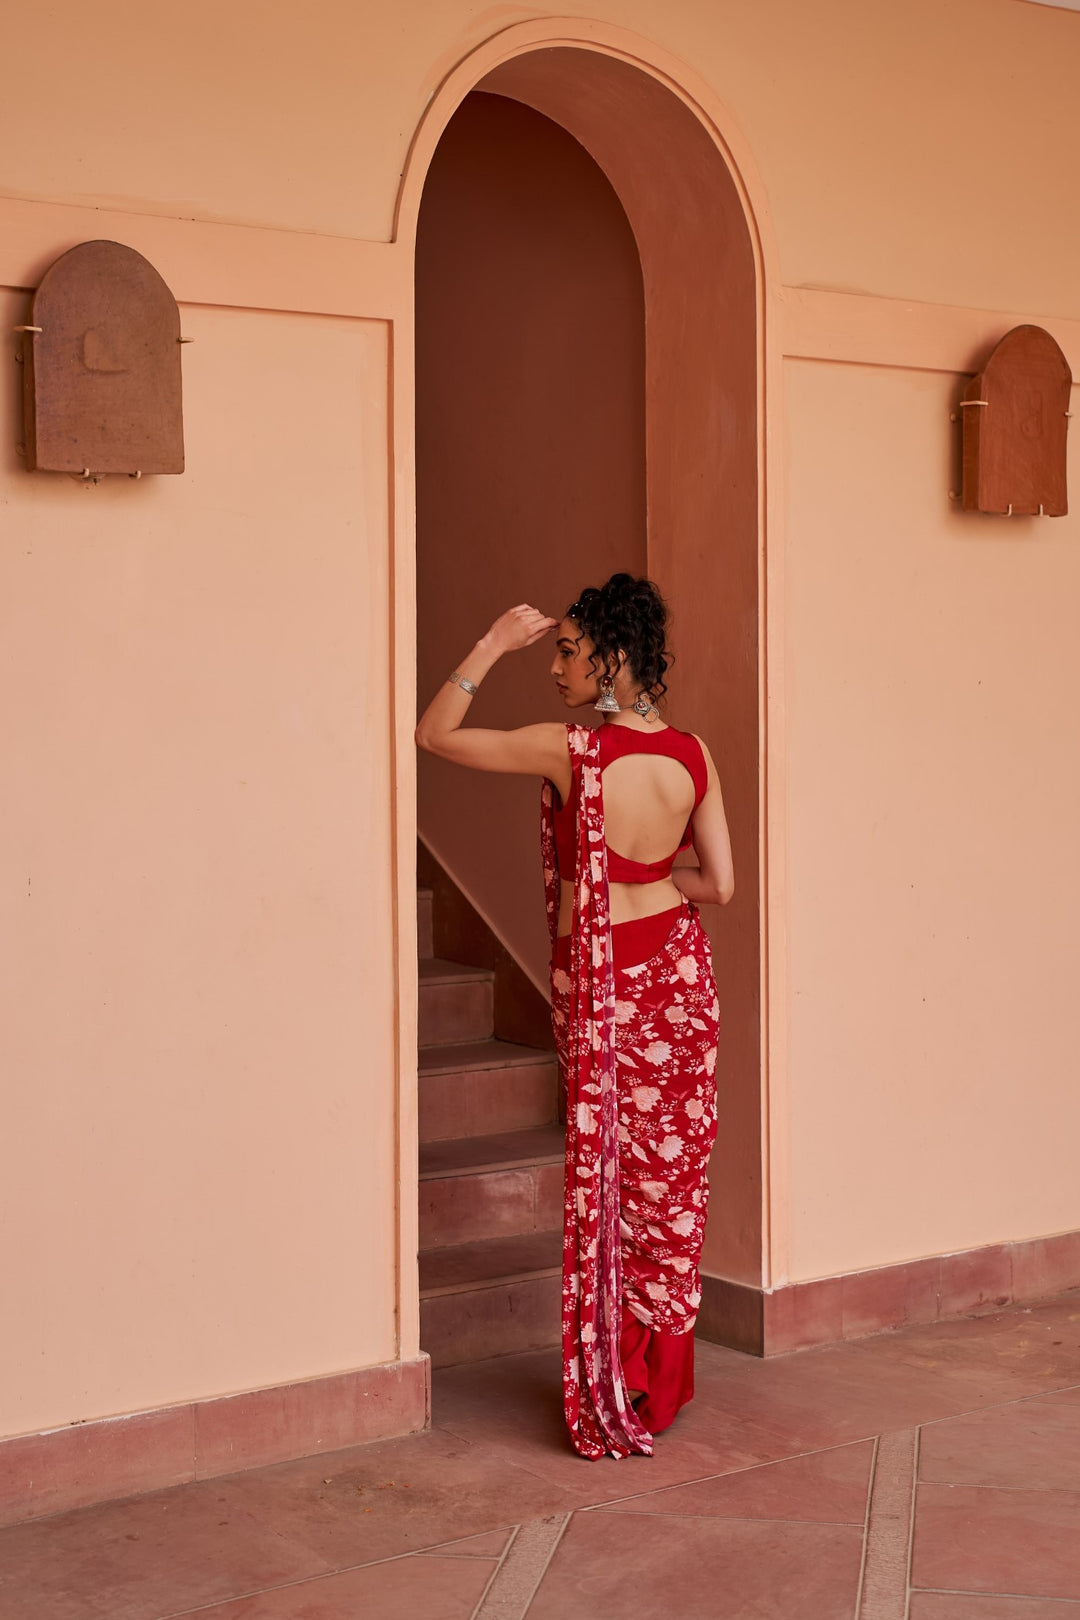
[631,1085,662,1112]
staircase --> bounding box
[417,884,564,1368]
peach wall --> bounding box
[780,352,1080,1283]
[4,0,1077,322]
[0,295,402,1435]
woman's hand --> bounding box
[481,604,559,657]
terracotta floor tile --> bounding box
[598,1437,873,1524]
[5,1286,1080,1620]
[911,1596,1080,1618]
[416,1527,513,1558]
[207,1426,575,1566]
[696,1333,1036,1442]
[1037,1384,1080,1404]
[431,1349,785,1501]
[912,1482,1080,1599]
[919,1396,1080,1490]
[1017,1294,1080,1328]
[845,1309,1080,1384]
[526,1508,864,1619]
[432,1333,1077,1514]
[702,1334,977,1464]
[176,1552,496,1618]
[0,1483,333,1620]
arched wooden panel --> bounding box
[21,239,184,476]
[961,325,1071,516]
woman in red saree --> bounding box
[415,574,734,1460]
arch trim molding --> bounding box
[393,17,791,1309]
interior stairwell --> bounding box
[417,879,564,1368]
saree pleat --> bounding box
[541,724,720,1461]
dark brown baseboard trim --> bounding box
[0,1354,430,1529]
[698,1227,1080,1356]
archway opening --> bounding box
[415,47,762,1352]
[416,89,647,980]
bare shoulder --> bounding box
[688,731,721,784]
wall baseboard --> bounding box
[698,1228,1080,1356]
[8,1228,1073,1529]
[0,1354,430,1529]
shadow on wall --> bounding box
[415,90,647,990]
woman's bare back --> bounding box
[556,731,698,934]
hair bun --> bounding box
[566,573,671,702]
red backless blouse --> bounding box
[552,722,708,883]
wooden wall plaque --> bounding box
[961,325,1070,516]
[21,240,184,476]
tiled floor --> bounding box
[3,1291,1080,1619]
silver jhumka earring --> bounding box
[594,674,620,713]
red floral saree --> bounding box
[541,724,720,1460]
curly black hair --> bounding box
[566,573,671,703]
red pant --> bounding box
[620,1308,695,1433]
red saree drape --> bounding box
[541,724,720,1461]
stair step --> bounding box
[421,1273,562,1369]
[413,868,563,1366]
[420,1038,555,1077]
[418,1124,564,1248]
[419,958,494,987]
[418,958,493,1045]
[419,1230,562,1297]
[419,1123,564,1180]
[419,1231,562,1368]
[417,887,434,961]
[420,1038,558,1143]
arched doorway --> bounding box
[409,37,764,1354]
[416,89,648,988]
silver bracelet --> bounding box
[447,670,480,696]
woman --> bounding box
[415,573,734,1460]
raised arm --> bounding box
[414,604,571,792]
[671,739,735,907]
